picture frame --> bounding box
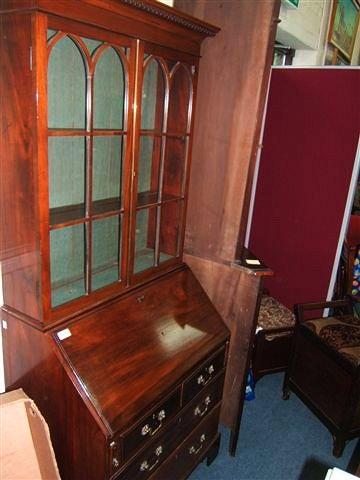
[283,0,300,8]
[328,0,360,60]
[324,43,351,65]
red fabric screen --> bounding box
[249,68,360,309]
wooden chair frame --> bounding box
[283,299,360,457]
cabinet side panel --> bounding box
[0,13,42,321]
[2,313,107,480]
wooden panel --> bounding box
[175,0,280,262]
[185,254,265,454]
[2,312,107,480]
[0,12,42,323]
[291,328,352,427]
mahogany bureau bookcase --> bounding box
[0,1,230,478]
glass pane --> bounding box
[159,201,182,263]
[167,65,191,133]
[137,136,161,206]
[134,208,157,274]
[92,216,121,291]
[48,36,86,129]
[141,59,165,131]
[48,137,86,225]
[50,224,86,307]
[93,136,124,214]
[47,29,57,41]
[162,137,187,199]
[94,47,125,129]
[82,37,102,56]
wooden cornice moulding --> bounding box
[0,0,220,55]
[119,0,220,37]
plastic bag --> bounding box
[245,368,255,401]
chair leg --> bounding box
[332,434,346,458]
[282,372,291,400]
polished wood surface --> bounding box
[3,267,229,479]
[1,2,228,478]
[185,253,271,454]
[0,12,42,324]
[0,0,219,56]
[53,267,229,434]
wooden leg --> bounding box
[282,388,290,400]
[282,375,291,400]
[332,434,346,458]
[206,434,221,466]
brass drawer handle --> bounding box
[197,364,215,386]
[189,434,206,455]
[194,396,211,417]
[141,409,166,437]
[140,446,163,472]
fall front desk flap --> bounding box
[52,267,229,435]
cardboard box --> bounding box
[0,389,60,479]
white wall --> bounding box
[277,0,360,66]
[277,0,332,65]
[278,0,328,49]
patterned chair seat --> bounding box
[304,315,360,368]
[258,295,296,332]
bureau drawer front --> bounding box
[183,347,226,404]
[113,378,224,479]
[177,407,220,469]
[180,373,224,437]
[150,406,221,480]
[116,417,181,480]
[122,388,181,461]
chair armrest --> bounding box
[294,298,352,323]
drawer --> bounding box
[115,416,182,480]
[150,406,221,480]
[113,377,224,479]
[120,387,181,462]
[180,373,224,437]
[183,347,226,404]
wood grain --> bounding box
[175,0,280,455]
[175,0,280,262]
[185,253,268,454]
[53,267,229,434]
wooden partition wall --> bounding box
[175,0,280,454]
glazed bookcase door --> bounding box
[47,28,131,308]
[132,49,195,278]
